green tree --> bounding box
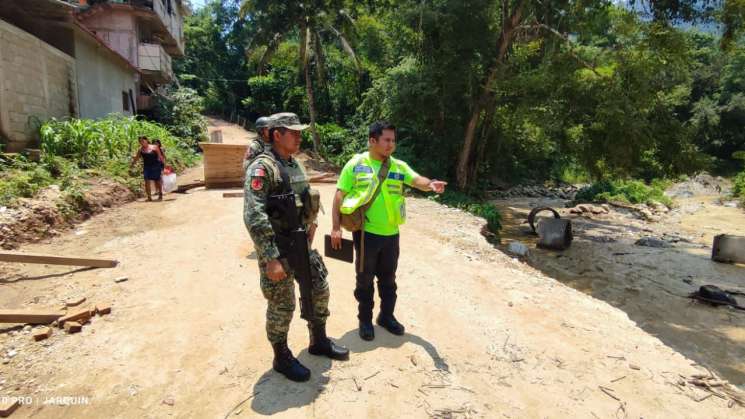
[153,86,208,147]
[174,0,251,115]
[239,1,362,152]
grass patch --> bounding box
[0,157,56,206]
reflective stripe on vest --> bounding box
[340,152,407,226]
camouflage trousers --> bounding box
[259,249,330,344]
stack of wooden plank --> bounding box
[199,143,248,189]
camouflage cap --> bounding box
[270,112,309,131]
[255,116,273,129]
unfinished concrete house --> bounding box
[74,0,187,112]
[0,0,187,152]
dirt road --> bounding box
[0,122,742,418]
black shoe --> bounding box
[376,314,405,336]
[359,321,375,341]
[271,341,311,382]
[308,324,350,361]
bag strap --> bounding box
[357,157,390,273]
[360,157,390,216]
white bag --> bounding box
[162,173,177,193]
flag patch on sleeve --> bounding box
[251,177,264,190]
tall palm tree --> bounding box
[240,1,360,153]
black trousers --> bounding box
[353,231,400,322]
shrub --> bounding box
[733,171,745,202]
[0,161,54,206]
[575,179,673,207]
[153,86,208,147]
[301,123,367,166]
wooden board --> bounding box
[199,143,247,189]
[0,310,65,324]
[0,252,118,268]
[222,192,244,198]
[175,180,205,194]
[0,399,19,417]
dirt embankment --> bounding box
[0,180,135,250]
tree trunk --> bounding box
[470,104,496,185]
[305,56,321,153]
[455,1,525,190]
[300,23,321,153]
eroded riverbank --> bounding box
[495,185,745,387]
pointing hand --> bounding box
[429,180,447,194]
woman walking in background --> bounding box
[130,136,165,201]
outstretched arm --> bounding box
[411,176,447,193]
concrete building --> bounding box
[0,0,187,152]
[75,0,187,110]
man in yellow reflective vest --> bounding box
[330,121,447,341]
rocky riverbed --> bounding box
[495,174,745,388]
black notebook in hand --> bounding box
[324,234,354,263]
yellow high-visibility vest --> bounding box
[340,152,407,226]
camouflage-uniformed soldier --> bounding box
[243,112,349,382]
[243,116,273,170]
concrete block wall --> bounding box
[0,19,77,152]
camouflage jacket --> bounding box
[243,148,319,264]
[242,138,268,171]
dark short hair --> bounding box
[268,127,288,143]
[369,121,396,140]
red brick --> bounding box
[58,309,91,327]
[95,304,111,316]
[63,321,81,334]
[32,327,53,341]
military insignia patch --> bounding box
[251,177,264,190]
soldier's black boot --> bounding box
[376,313,405,336]
[359,320,375,341]
[308,324,350,361]
[271,341,311,382]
